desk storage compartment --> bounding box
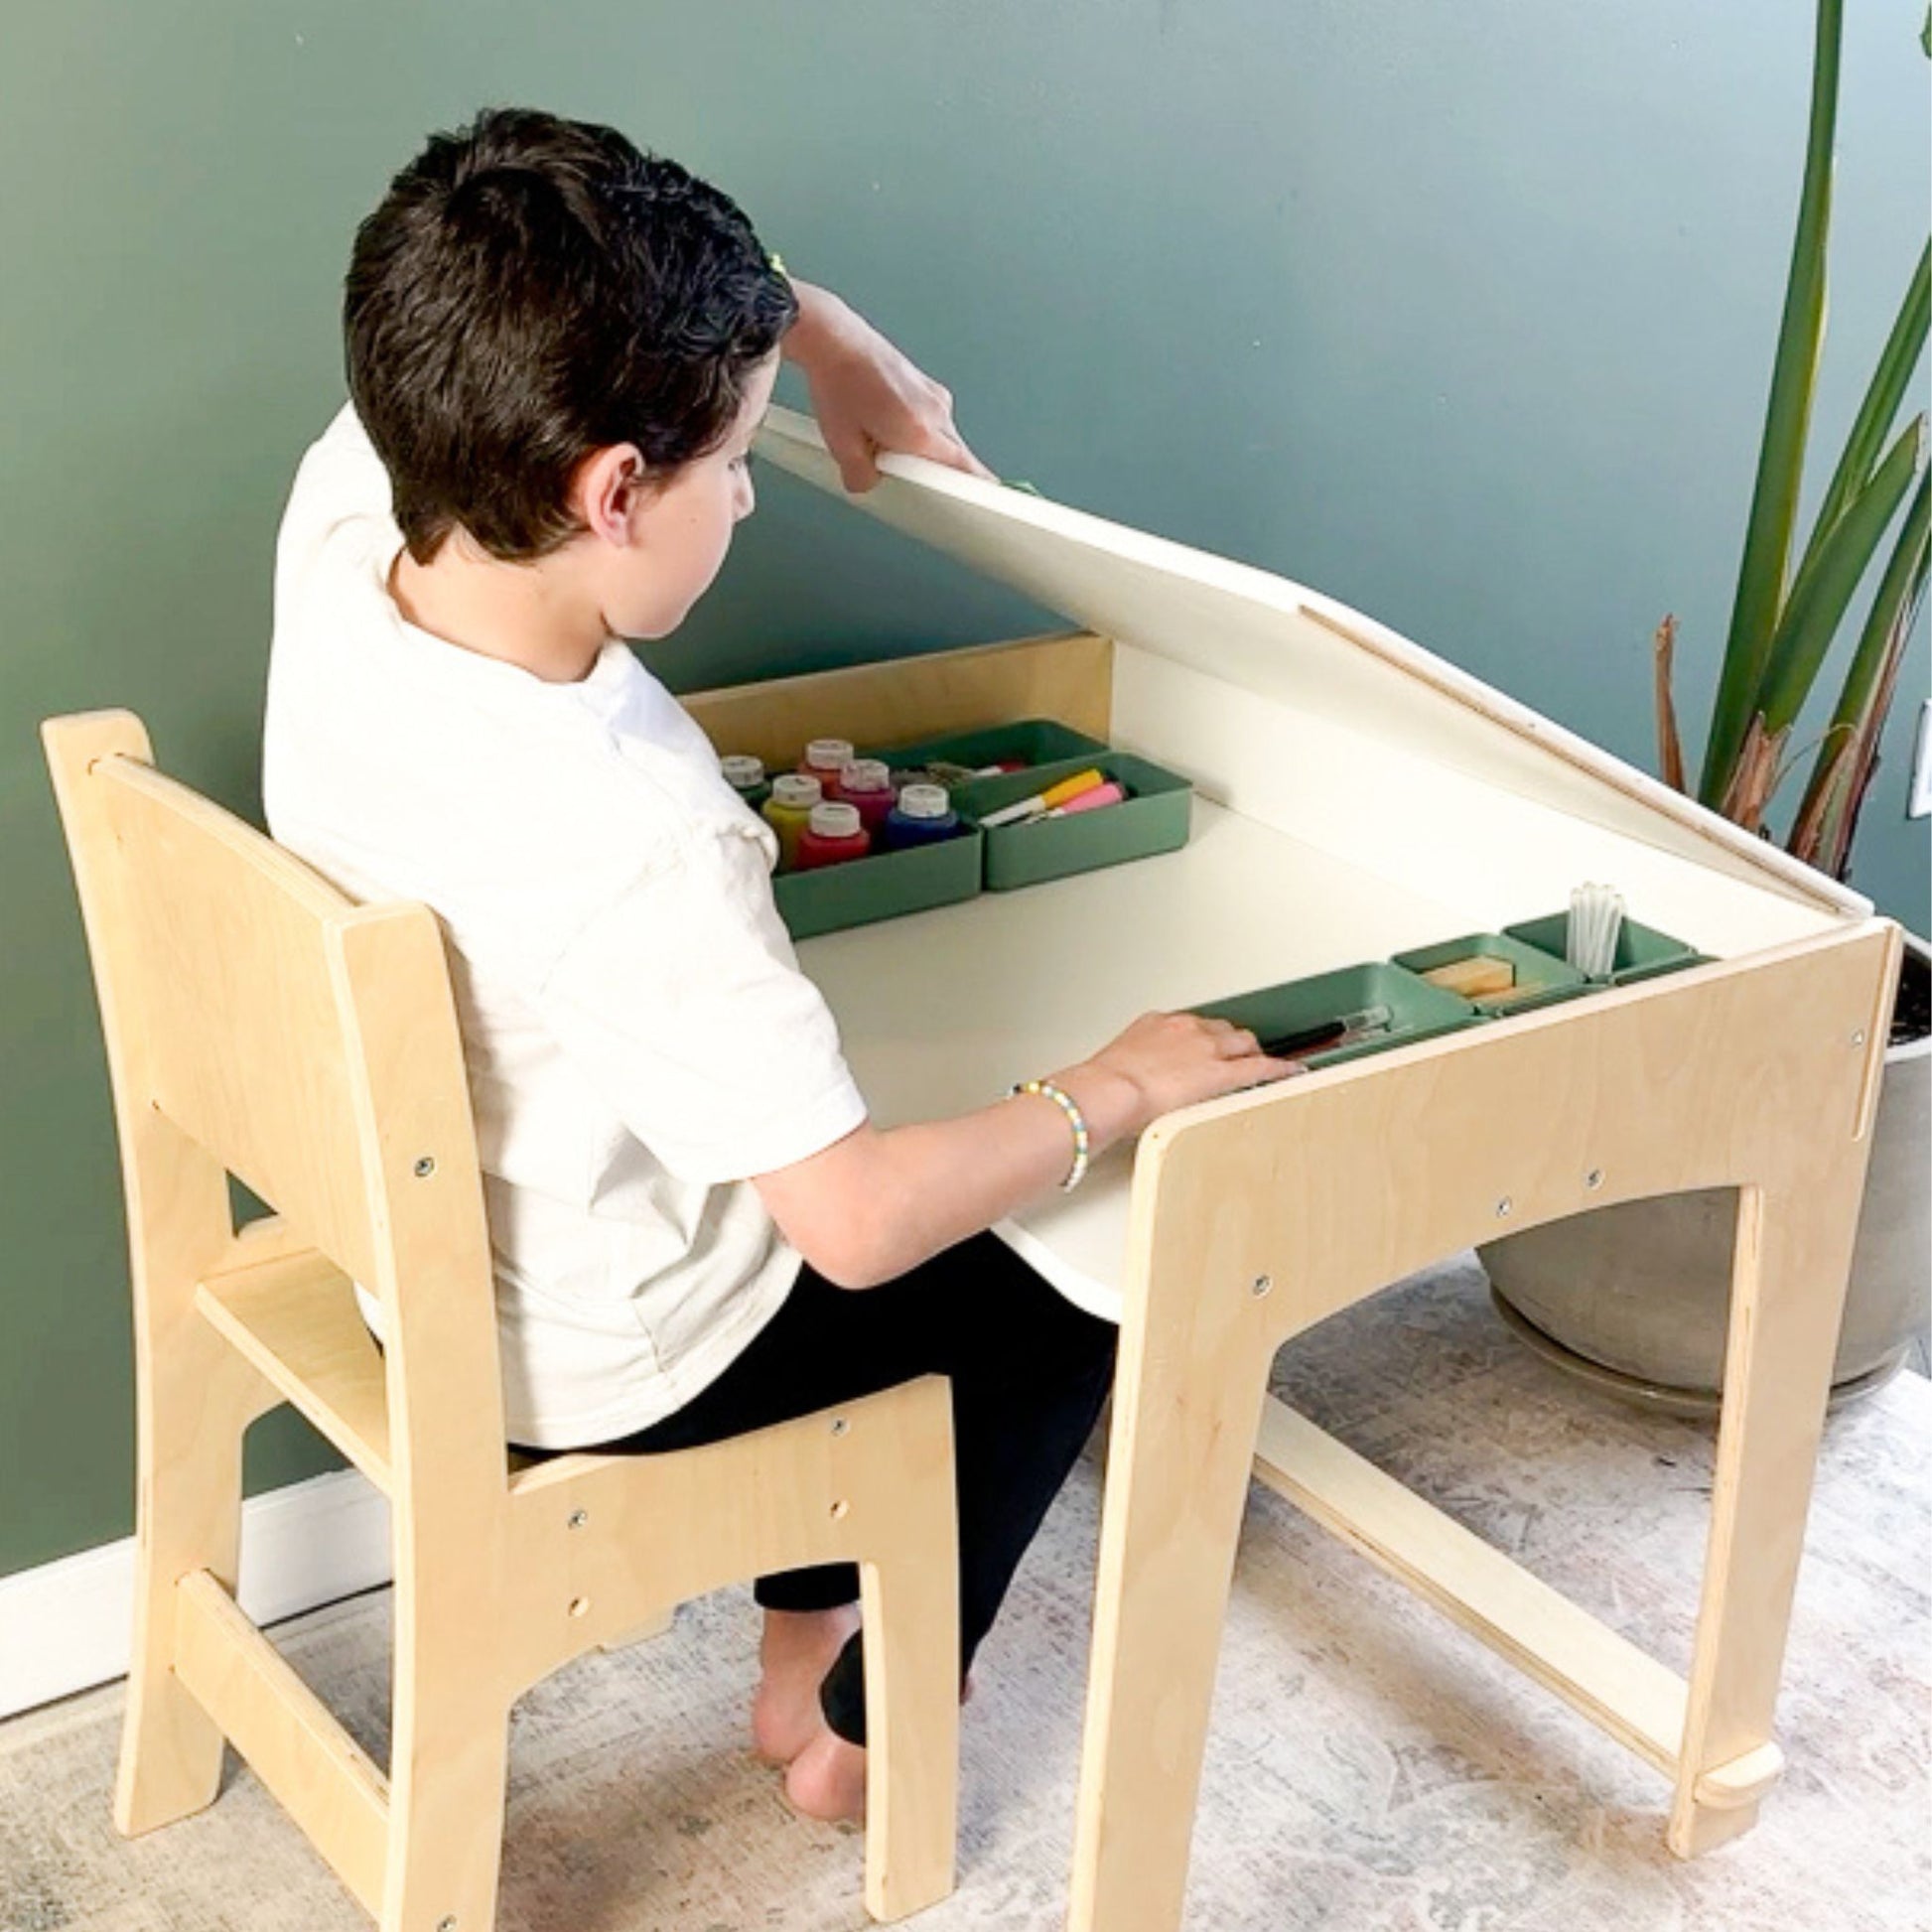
[869,716,1108,777]
[1393,931,1590,1016]
[771,826,984,941]
[1193,960,1480,1068]
[955,751,1192,891]
[1503,911,1708,986]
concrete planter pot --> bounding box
[1479,932,1931,1417]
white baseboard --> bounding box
[0,1470,391,1722]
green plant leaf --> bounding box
[1701,0,1844,805]
[1791,241,1930,585]
[1756,415,1924,733]
[1790,465,1931,866]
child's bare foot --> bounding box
[784,1723,868,1823]
[753,1605,861,1764]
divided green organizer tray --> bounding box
[1193,962,1481,1069]
[954,751,1193,892]
[869,717,1109,775]
[1502,911,1709,986]
[772,826,984,942]
[1393,931,1590,1017]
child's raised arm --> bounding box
[783,280,994,493]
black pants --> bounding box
[561,1231,1116,1746]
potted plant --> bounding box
[1480,0,1931,1413]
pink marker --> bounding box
[1042,780,1126,818]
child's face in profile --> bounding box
[603,351,780,641]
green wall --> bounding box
[3,1,1926,1580]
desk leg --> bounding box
[1067,1302,1275,1932]
[1670,1169,1865,1856]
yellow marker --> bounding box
[980,767,1110,829]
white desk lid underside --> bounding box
[757,408,1866,926]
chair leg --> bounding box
[114,1337,261,1838]
[381,1603,512,1932]
[857,1525,960,1923]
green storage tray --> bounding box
[867,717,1109,777]
[954,751,1192,892]
[1502,911,1708,986]
[772,826,983,941]
[1193,961,1480,1069]
[1393,931,1590,1017]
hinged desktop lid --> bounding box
[757,405,1867,920]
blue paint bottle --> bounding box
[882,781,959,850]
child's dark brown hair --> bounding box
[345,106,796,564]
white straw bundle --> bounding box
[1567,883,1625,980]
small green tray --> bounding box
[868,717,1109,777]
[1193,961,1480,1069]
[1393,931,1590,1017]
[1502,911,1708,987]
[954,751,1192,892]
[772,826,984,941]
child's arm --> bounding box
[753,1012,1298,1290]
[783,280,993,493]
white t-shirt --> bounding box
[262,405,869,1449]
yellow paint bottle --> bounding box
[761,772,823,871]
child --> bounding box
[262,107,1294,1823]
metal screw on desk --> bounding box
[830,1417,849,1437]
[1852,1029,1866,1046]
[436,1918,457,1931]
[1251,1274,1272,1298]
[1586,1170,1604,1189]
[413,1156,436,1178]
[567,1509,589,1530]
[1496,1197,1514,1217]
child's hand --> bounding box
[1077,1011,1305,1139]
[786,282,994,492]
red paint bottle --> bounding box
[794,800,873,870]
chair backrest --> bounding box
[43,710,506,1475]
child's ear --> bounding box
[574,444,650,546]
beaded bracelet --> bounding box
[1008,1077,1091,1193]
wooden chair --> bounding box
[43,709,960,1932]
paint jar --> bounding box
[720,754,769,811]
[882,781,960,850]
[762,773,823,871]
[832,758,897,834]
[800,738,856,785]
[795,800,872,871]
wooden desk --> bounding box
[797,798,1895,1932]
[697,410,1901,1932]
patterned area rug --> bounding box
[3,1255,1927,1931]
